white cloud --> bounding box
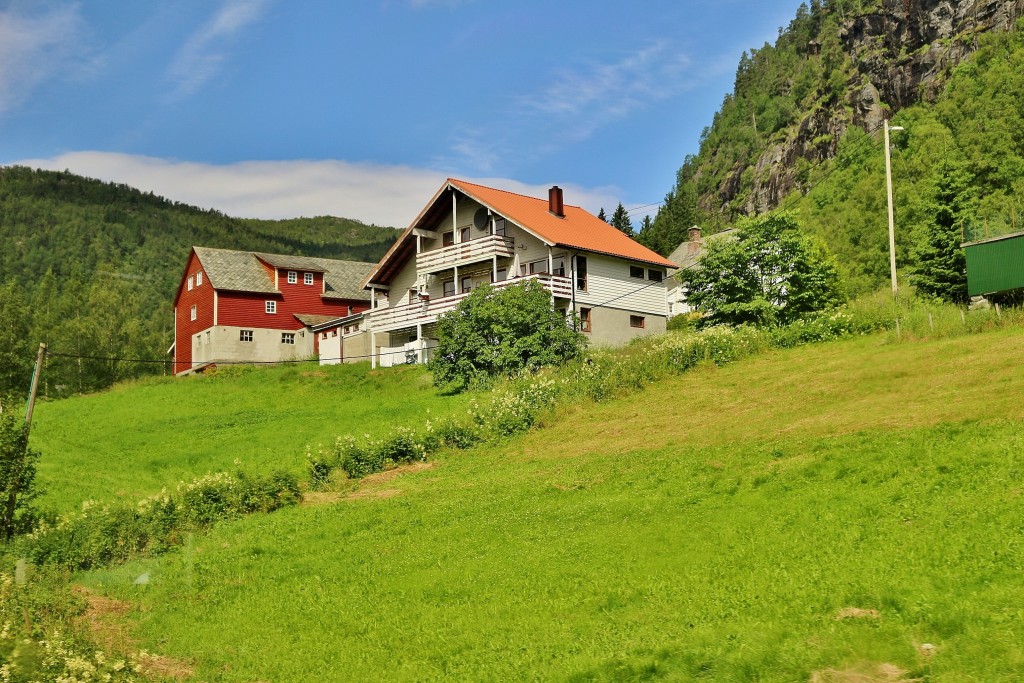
[0,3,85,115]
[11,151,620,228]
[447,42,699,173]
[166,0,270,99]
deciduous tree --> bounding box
[678,212,844,327]
[429,280,586,389]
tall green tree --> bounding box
[0,281,32,396]
[429,280,586,390]
[910,159,976,304]
[678,212,844,327]
[610,203,633,235]
[597,207,609,223]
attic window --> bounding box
[629,265,645,279]
[494,218,507,236]
[187,276,194,291]
[196,271,203,286]
[287,271,297,284]
[648,269,664,282]
[190,305,196,321]
[304,272,314,285]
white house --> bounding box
[352,179,676,367]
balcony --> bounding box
[416,234,515,274]
[367,273,573,333]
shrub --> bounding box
[429,280,586,390]
[17,469,300,571]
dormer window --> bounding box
[287,271,297,284]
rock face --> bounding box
[723,0,1024,216]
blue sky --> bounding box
[1,0,804,228]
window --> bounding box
[332,329,338,337]
[552,257,566,277]
[575,256,588,291]
[493,268,508,283]
[196,271,203,286]
[265,300,277,314]
[528,260,546,275]
[648,269,663,282]
[629,265,645,279]
[630,315,645,329]
[190,305,196,321]
[494,218,507,236]
[282,332,295,345]
[443,279,455,297]
[579,307,592,333]
[460,276,473,293]
[460,227,471,243]
[304,272,314,285]
[240,329,253,342]
[442,231,454,247]
[187,276,194,291]
[287,271,297,284]
[322,332,328,339]
[206,331,210,344]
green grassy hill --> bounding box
[49,327,1024,681]
[30,363,472,513]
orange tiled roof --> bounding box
[449,179,675,268]
[362,179,675,287]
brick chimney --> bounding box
[548,186,565,218]
[687,225,703,254]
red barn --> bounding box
[171,247,374,375]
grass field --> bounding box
[29,362,473,512]
[76,329,1024,681]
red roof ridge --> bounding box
[448,178,584,210]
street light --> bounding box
[884,119,904,297]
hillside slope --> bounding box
[642,0,1024,294]
[0,166,399,396]
[76,328,1024,681]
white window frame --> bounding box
[188,276,194,291]
[196,271,203,286]
[240,329,254,342]
[304,272,314,285]
[281,332,295,345]
[190,305,196,321]
[265,300,277,314]
[287,271,297,284]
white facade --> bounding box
[364,186,670,366]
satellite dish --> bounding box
[473,207,490,230]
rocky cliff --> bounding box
[718,0,1024,216]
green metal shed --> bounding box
[964,231,1024,296]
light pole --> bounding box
[884,119,904,297]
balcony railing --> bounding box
[416,234,515,274]
[367,273,573,332]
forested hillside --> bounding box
[0,166,398,396]
[640,0,1024,295]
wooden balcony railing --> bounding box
[367,274,573,332]
[415,234,515,273]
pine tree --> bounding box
[910,159,976,304]
[611,203,633,235]
[597,207,609,223]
